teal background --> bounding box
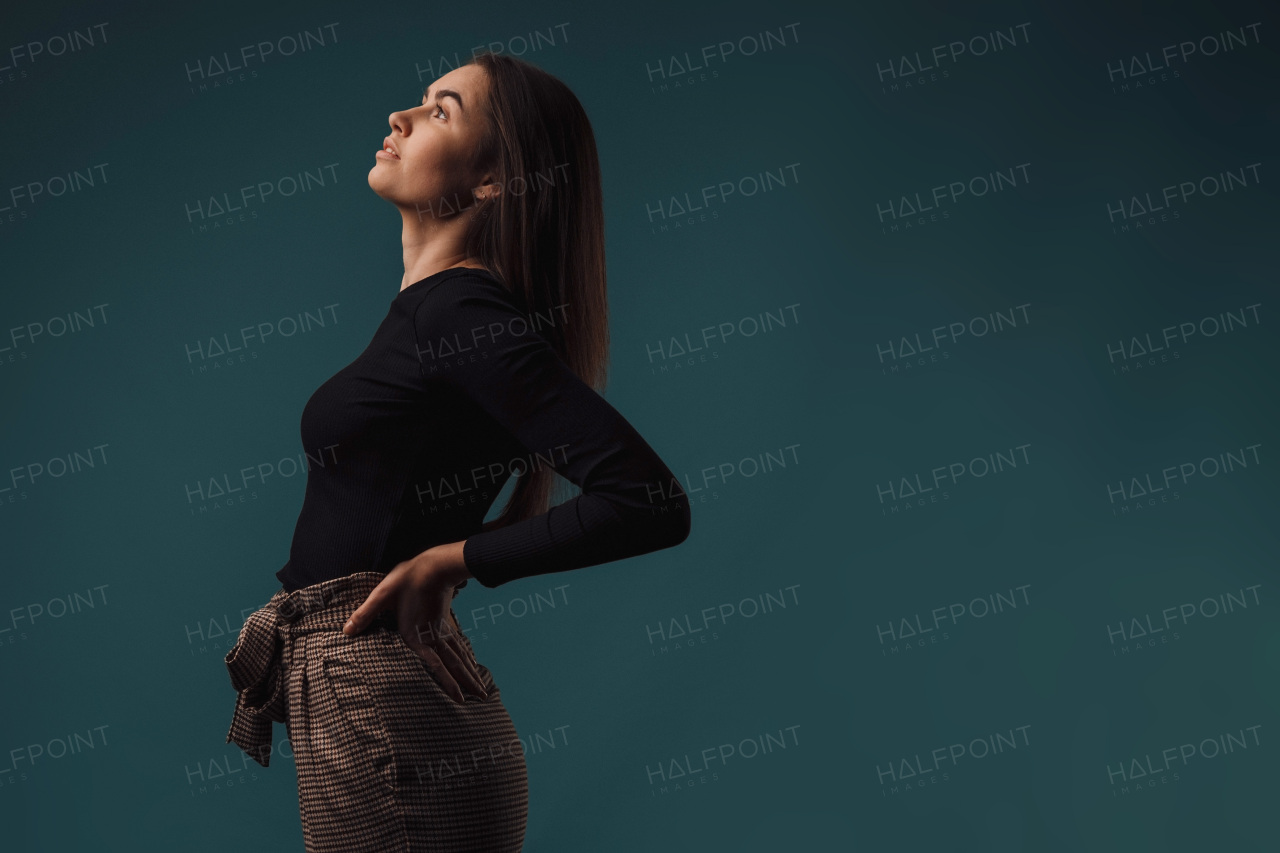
[1,0,1277,850]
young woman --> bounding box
[223,52,692,852]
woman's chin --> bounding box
[366,172,393,197]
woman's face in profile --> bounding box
[368,63,490,219]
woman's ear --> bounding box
[475,176,502,201]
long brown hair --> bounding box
[460,51,609,532]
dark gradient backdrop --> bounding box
[1,0,1277,850]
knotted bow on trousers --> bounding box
[224,588,295,768]
[224,576,419,767]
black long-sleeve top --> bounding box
[274,266,691,593]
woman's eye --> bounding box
[433,104,446,120]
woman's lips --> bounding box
[376,148,400,160]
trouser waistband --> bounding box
[270,571,398,632]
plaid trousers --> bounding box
[225,571,529,852]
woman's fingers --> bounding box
[401,624,487,703]
[444,609,484,679]
[444,631,485,692]
[338,565,485,703]
[406,638,467,704]
[440,636,488,699]
[384,562,487,703]
[407,635,481,701]
[343,573,401,635]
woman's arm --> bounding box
[413,273,692,588]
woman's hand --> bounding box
[342,544,487,704]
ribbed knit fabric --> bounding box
[275,266,691,592]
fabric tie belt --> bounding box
[223,572,398,768]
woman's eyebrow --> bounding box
[421,86,465,112]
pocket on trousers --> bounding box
[319,645,397,793]
[385,629,453,692]
[385,628,494,703]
